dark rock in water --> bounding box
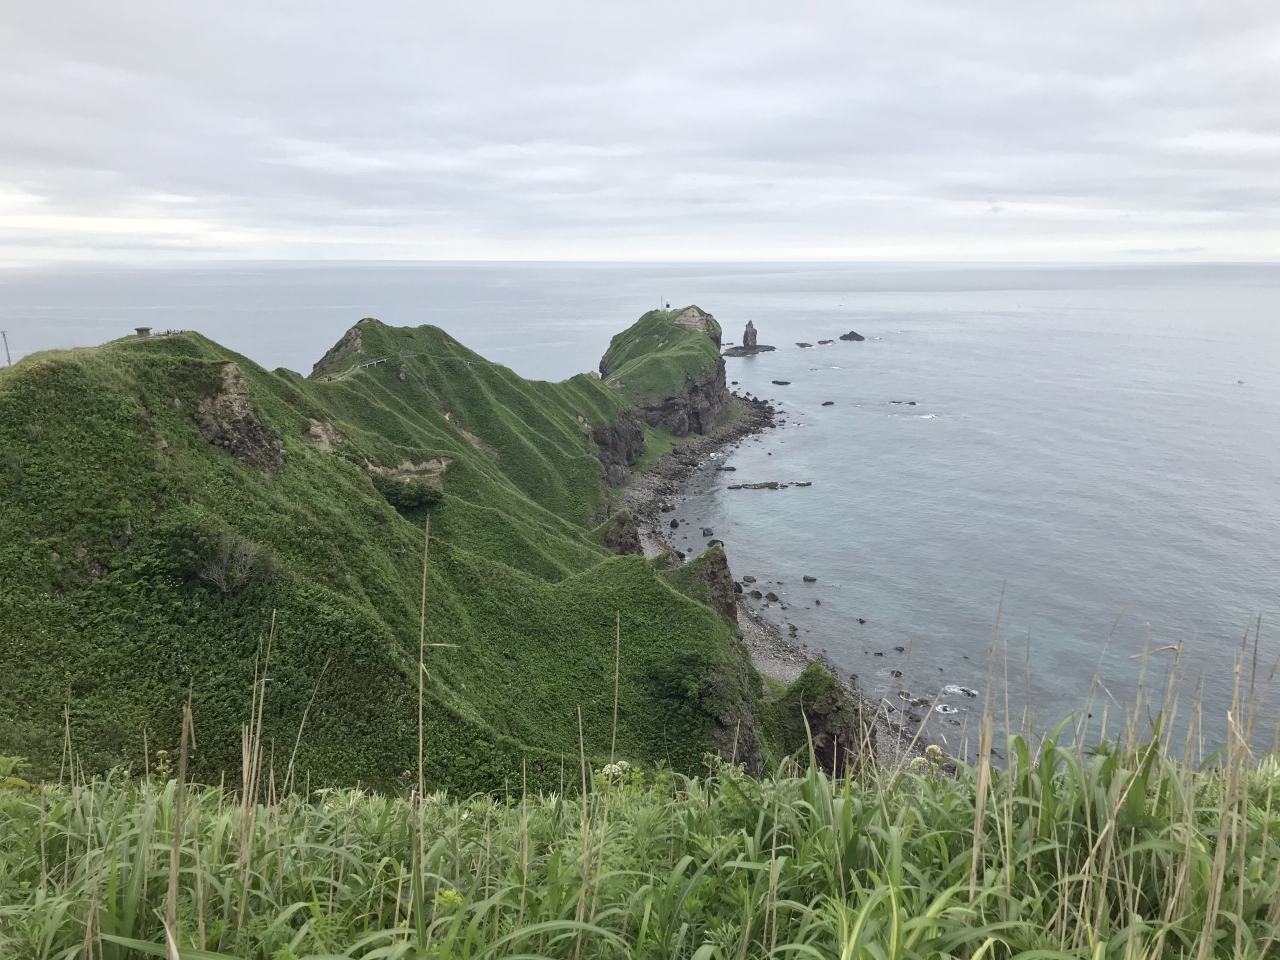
[670,519,679,529]
[908,401,916,406]
[603,511,643,556]
[818,339,833,345]
[821,401,834,406]
[744,320,758,348]
[803,575,817,583]
[814,598,821,605]
[674,550,685,560]
[873,651,884,657]
[715,465,737,471]
[742,575,756,583]
[733,581,743,594]
[906,713,922,723]
[771,380,790,385]
[894,646,905,653]
[732,481,781,490]
[796,342,813,348]
[857,618,867,624]
[839,330,866,341]
[765,591,780,602]
[750,589,763,599]
[701,527,714,537]
[659,502,674,512]
[793,481,812,487]
[731,380,738,385]
[891,670,903,678]
[707,538,723,548]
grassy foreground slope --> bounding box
[2,721,1277,959]
[0,310,763,791]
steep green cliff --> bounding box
[0,308,760,792]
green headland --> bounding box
[0,305,838,791]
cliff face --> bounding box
[592,411,645,486]
[631,355,727,438]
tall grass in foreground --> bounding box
[1,718,1278,960]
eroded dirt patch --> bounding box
[194,363,285,477]
[303,418,347,452]
[367,457,453,489]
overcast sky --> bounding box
[2,2,1278,261]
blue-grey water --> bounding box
[3,262,1278,755]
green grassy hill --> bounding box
[0,309,794,792]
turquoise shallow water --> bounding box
[4,262,1278,754]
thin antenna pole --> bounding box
[1,331,11,366]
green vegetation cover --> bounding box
[599,307,722,402]
[4,722,1278,958]
[0,310,774,791]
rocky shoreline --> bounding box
[614,394,780,559]
[613,394,931,769]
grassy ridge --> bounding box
[2,714,1277,959]
[0,312,768,791]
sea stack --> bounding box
[723,320,777,357]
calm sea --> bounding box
[4,262,1278,755]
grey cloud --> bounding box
[1,0,1277,259]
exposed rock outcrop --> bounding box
[591,411,645,486]
[303,418,347,452]
[671,305,723,347]
[680,545,739,624]
[632,357,728,437]
[311,317,380,376]
[702,550,739,623]
[839,330,866,342]
[194,363,285,477]
[603,510,643,556]
[709,639,764,773]
[773,663,870,775]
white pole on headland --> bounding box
[1,331,10,366]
